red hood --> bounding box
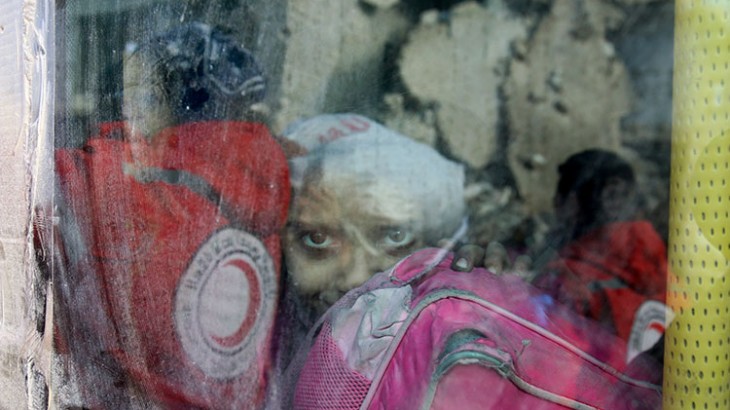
[127,121,289,236]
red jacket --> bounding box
[55,121,289,409]
[534,221,668,343]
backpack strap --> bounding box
[425,328,599,410]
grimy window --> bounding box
[3,0,728,409]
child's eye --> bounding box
[301,231,335,249]
[380,228,415,252]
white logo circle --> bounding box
[627,300,673,363]
[174,228,276,379]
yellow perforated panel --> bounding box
[666,2,730,409]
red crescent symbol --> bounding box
[648,321,665,334]
[210,258,262,348]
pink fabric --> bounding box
[294,322,371,409]
[294,248,662,410]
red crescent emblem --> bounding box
[648,322,665,334]
[210,258,262,348]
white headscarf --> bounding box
[283,113,466,242]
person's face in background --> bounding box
[551,150,639,246]
[597,176,638,222]
[284,178,424,315]
[553,190,579,228]
[122,52,174,141]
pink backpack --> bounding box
[291,248,662,409]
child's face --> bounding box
[284,182,424,314]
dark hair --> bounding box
[126,22,265,124]
[556,149,636,234]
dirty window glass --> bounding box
[47,0,681,408]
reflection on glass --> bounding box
[44,1,675,408]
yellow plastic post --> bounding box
[665,1,730,408]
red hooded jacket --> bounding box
[534,221,668,343]
[55,121,289,409]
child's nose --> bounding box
[338,246,382,292]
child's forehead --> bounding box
[289,135,442,197]
[290,182,419,231]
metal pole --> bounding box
[665,1,730,408]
